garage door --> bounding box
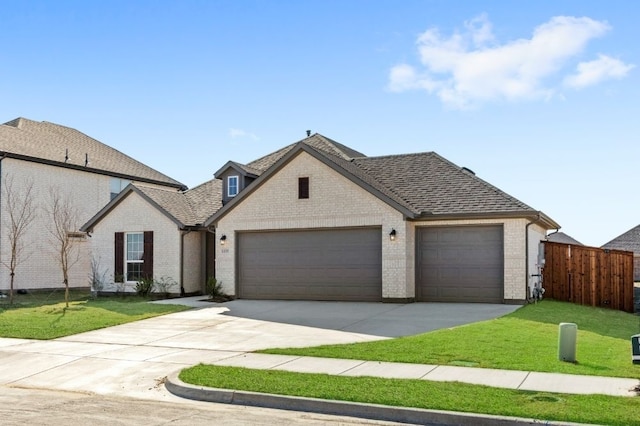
[416,225,504,303]
[238,228,382,301]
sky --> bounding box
[1,0,638,247]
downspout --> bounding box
[525,214,541,302]
[0,155,4,281]
[180,229,192,296]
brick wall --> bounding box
[0,158,182,292]
[88,192,182,292]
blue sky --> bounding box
[1,0,637,246]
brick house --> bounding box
[84,132,559,303]
[0,118,185,293]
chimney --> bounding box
[306,130,311,137]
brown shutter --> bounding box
[143,231,154,279]
[114,232,124,282]
[298,177,309,199]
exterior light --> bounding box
[220,234,227,245]
[389,229,397,241]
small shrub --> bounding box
[153,276,178,297]
[206,276,233,302]
[135,277,154,297]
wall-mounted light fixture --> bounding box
[220,234,227,245]
[389,229,397,241]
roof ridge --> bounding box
[356,151,436,161]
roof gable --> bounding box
[0,118,186,189]
[81,181,222,232]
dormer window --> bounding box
[228,176,239,197]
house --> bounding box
[82,133,559,303]
[206,134,559,303]
[81,180,221,294]
[546,231,583,245]
[0,118,186,293]
[602,224,640,282]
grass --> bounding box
[0,290,189,339]
[180,365,640,426]
[260,300,640,379]
[181,301,640,424]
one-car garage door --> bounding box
[416,225,504,303]
[238,228,382,301]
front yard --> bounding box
[180,300,640,425]
[0,290,189,339]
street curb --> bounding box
[165,371,586,426]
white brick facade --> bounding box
[87,192,202,293]
[216,151,541,302]
[0,158,176,292]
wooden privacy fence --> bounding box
[542,241,635,313]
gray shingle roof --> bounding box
[135,185,198,226]
[351,152,535,216]
[184,179,222,225]
[130,179,222,227]
[602,224,640,254]
[0,117,185,189]
[546,232,583,245]
[246,133,365,172]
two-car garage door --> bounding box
[237,228,382,301]
[416,225,504,303]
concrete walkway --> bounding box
[1,298,638,424]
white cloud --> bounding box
[229,128,259,141]
[389,15,632,109]
[564,54,635,89]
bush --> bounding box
[206,276,233,302]
[135,277,154,297]
[153,276,178,297]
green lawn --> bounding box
[180,365,640,426]
[0,290,189,339]
[180,301,640,425]
[261,300,640,379]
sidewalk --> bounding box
[177,352,640,397]
[166,353,639,426]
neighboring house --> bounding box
[82,132,560,303]
[546,232,583,245]
[0,118,186,293]
[602,224,640,282]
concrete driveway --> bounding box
[0,299,519,402]
[210,299,520,337]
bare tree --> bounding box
[1,175,37,304]
[47,188,82,308]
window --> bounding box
[298,177,309,199]
[115,231,153,284]
[110,177,131,200]
[126,232,144,282]
[227,176,239,197]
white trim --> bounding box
[227,175,239,197]
[125,232,144,283]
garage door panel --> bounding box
[417,226,504,303]
[238,228,382,301]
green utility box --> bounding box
[632,334,640,365]
[558,323,577,363]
